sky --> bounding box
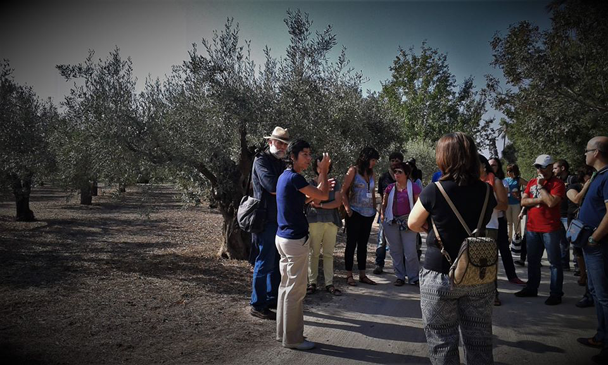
[1,0,552,151]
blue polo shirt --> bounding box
[276,169,310,240]
[579,166,608,229]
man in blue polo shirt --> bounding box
[576,136,608,365]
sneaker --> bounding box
[514,288,538,297]
[576,297,595,308]
[373,266,383,275]
[545,296,562,305]
[514,260,525,267]
[284,340,315,350]
[250,307,276,320]
[394,279,405,286]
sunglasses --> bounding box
[534,164,549,169]
[394,170,404,174]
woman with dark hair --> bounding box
[275,139,333,350]
[408,132,497,365]
[342,146,380,286]
[380,161,422,286]
[489,157,505,180]
[306,156,343,296]
[504,164,528,243]
[480,156,524,307]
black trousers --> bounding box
[498,217,517,280]
[345,210,375,271]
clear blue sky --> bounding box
[2,0,551,151]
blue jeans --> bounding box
[583,243,608,348]
[559,217,571,268]
[525,230,563,297]
[375,216,388,267]
[250,222,281,310]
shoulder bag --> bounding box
[237,158,267,233]
[431,182,498,286]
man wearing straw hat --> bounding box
[250,127,290,320]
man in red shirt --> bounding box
[515,155,566,305]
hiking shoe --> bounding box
[394,279,405,286]
[250,307,276,320]
[373,266,383,275]
[514,288,538,297]
[545,296,562,305]
[576,297,595,308]
[284,340,315,350]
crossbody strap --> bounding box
[435,182,489,236]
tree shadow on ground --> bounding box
[304,311,427,343]
[310,343,431,364]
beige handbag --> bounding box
[431,182,498,286]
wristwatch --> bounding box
[588,236,598,246]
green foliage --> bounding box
[381,42,487,145]
[488,0,608,178]
[0,60,55,191]
[55,48,144,192]
[403,138,437,186]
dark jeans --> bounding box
[345,210,375,271]
[559,217,571,269]
[583,242,608,347]
[375,216,388,267]
[250,222,281,310]
[525,230,563,298]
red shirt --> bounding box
[524,176,565,232]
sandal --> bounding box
[359,276,377,285]
[306,284,316,294]
[346,275,357,286]
[326,285,342,296]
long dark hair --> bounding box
[435,132,480,186]
[489,157,505,179]
[356,146,380,176]
[479,155,493,176]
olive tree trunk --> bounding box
[12,175,35,222]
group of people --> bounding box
[246,126,608,364]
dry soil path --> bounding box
[241,235,599,365]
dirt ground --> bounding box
[0,184,352,364]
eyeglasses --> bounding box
[534,164,548,169]
[394,170,404,174]
[585,149,597,154]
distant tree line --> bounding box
[2,2,607,259]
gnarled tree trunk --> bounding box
[12,174,35,222]
[80,183,92,205]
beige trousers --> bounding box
[505,204,522,240]
[308,222,338,287]
[276,235,309,346]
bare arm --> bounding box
[567,180,592,205]
[310,189,342,210]
[408,199,430,233]
[521,192,537,207]
[380,189,389,221]
[301,153,332,200]
[538,186,562,208]
[494,178,509,211]
[341,167,356,216]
